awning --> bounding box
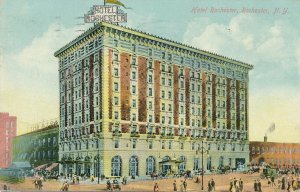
[45,163,59,171]
[34,164,48,171]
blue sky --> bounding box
[0,0,300,142]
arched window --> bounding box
[146,156,156,175]
[178,156,186,173]
[111,156,122,176]
[129,156,139,176]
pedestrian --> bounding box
[257,179,262,192]
[37,177,43,190]
[282,176,286,189]
[72,175,76,184]
[254,180,258,192]
[211,178,215,191]
[173,180,177,191]
[90,174,94,182]
[238,178,243,192]
[229,178,233,192]
[267,176,271,187]
[180,180,184,192]
[153,182,159,192]
[33,178,39,189]
[287,180,291,191]
[208,180,212,192]
[122,176,127,185]
[271,176,276,187]
[76,175,80,184]
[183,179,187,192]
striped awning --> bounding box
[34,164,47,171]
[45,163,59,171]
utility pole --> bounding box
[97,138,100,184]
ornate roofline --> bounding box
[54,22,253,70]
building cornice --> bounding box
[54,22,253,70]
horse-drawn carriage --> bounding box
[106,177,121,191]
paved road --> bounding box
[1,172,298,191]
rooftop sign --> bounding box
[84,5,127,23]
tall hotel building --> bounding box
[55,22,253,178]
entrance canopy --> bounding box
[159,158,183,175]
[34,164,48,171]
[45,163,59,171]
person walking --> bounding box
[254,180,258,192]
[90,174,94,183]
[229,178,233,192]
[238,178,243,192]
[282,176,286,189]
[271,176,276,187]
[207,180,212,192]
[183,179,187,192]
[173,180,177,191]
[153,183,159,192]
[180,181,184,192]
[211,178,215,191]
[257,179,262,192]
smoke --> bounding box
[265,122,275,136]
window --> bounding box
[161,141,165,149]
[148,74,153,83]
[148,88,153,96]
[132,71,136,80]
[180,143,184,150]
[114,140,119,148]
[132,85,136,94]
[114,83,119,91]
[149,101,153,110]
[146,156,156,175]
[162,90,165,98]
[168,91,172,99]
[114,97,119,105]
[162,77,165,85]
[113,53,118,61]
[114,112,119,120]
[168,104,172,112]
[111,156,122,176]
[114,68,119,76]
[132,99,136,108]
[129,156,139,176]
[132,113,136,121]
[132,139,137,149]
[149,115,153,123]
[148,140,153,149]
[162,103,165,111]
[168,141,172,149]
[162,116,165,124]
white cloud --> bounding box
[0,23,90,134]
[15,23,87,74]
[183,14,300,142]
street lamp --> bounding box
[97,138,100,184]
[196,140,209,190]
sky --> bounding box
[0,0,299,142]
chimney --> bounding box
[264,136,267,142]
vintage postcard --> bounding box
[0,0,299,191]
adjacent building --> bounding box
[12,122,59,170]
[250,136,300,167]
[54,22,253,179]
[0,112,17,168]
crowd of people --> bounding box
[228,177,244,192]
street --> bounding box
[1,172,297,191]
